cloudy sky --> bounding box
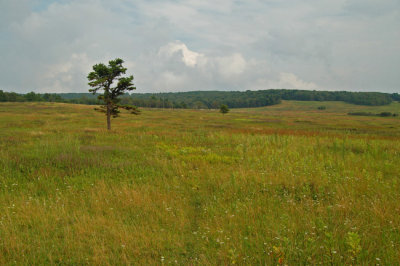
[0,0,399,93]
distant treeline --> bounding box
[0,91,64,103]
[0,89,399,109]
[123,90,398,108]
[0,91,101,105]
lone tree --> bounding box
[87,58,139,130]
[220,104,229,114]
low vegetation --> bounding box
[219,104,229,114]
[0,100,399,264]
[348,111,398,117]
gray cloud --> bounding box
[0,0,399,93]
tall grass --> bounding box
[0,101,399,264]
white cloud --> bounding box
[146,41,251,91]
[159,41,205,67]
[41,53,93,92]
[276,72,318,90]
[250,72,319,91]
[217,53,247,78]
[0,0,399,93]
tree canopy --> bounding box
[87,58,139,130]
[220,104,229,114]
[0,89,398,109]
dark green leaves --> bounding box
[87,58,140,129]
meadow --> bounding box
[0,101,399,264]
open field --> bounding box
[0,101,399,264]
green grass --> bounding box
[0,101,399,264]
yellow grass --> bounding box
[0,101,399,264]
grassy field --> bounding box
[0,101,399,264]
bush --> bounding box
[348,112,375,116]
[348,112,398,117]
[379,112,393,117]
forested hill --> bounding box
[0,89,399,109]
[123,90,398,108]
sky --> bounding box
[0,0,399,93]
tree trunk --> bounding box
[106,104,111,130]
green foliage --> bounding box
[348,111,398,117]
[0,89,397,108]
[220,104,229,114]
[87,58,140,129]
[0,90,63,103]
[52,90,395,109]
[346,232,362,261]
[379,111,396,117]
[25,91,42,102]
[0,90,6,102]
[121,89,394,108]
[391,93,400,101]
